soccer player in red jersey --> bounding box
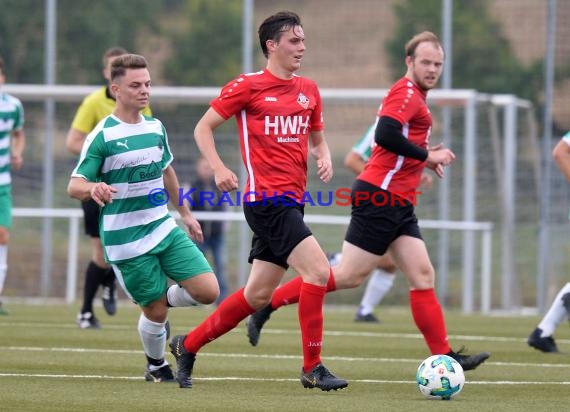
[169,11,347,391]
[247,31,491,371]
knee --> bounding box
[179,273,220,305]
[302,264,331,287]
[142,305,169,323]
[420,264,435,280]
[191,287,220,305]
[190,279,220,305]
[0,227,9,244]
[408,265,435,289]
[333,266,369,289]
[244,288,273,310]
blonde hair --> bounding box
[405,31,443,57]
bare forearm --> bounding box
[554,154,570,181]
[195,137,225,173]
[310,137,328,160]
[67,177,96,201]
[552,140,570,182]
[344,151,365,175]
[66,128,87,155]
[11,130,25,156]
[163,166,191,218]
[194,108,227,173]
[310,131,333,183]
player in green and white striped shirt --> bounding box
[68,54,219,383]
[0,56,26,315]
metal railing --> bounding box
[13,207,493,314]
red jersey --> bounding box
[210,69,324,203]
[358,77,432,202]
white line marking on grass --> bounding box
[2,322,569,346]
[0,322,129,330]
[2,346,570,368]
[1,372,569,385]
[0,373,142,380]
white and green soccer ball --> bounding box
[416,354,465,400]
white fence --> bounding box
[13,208,493,314]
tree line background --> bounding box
[1,0,567,131]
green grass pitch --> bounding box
[1,303,569,411]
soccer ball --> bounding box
[416,354,465,400]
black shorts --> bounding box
[81,198,101,238]
[345,179,422,255]
[243,197,312,269]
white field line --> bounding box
[1,345,570,369]
[2,321,570,346]
[0,372,569,386]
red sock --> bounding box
[271,270,336,309]
[409,288,451,354]
[184,288,255,353]
[271,276,303,308]
[298,281,326,372]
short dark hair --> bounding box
[405,31,443,58]
[102,46,128,68]
[258,11,302,58]
[110,54,148,81]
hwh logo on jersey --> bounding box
[264,115,310,135]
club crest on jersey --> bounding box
[297,93,309,109]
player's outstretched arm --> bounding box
[67,177,117,206]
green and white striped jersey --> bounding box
[0,92,24,188]
[351,122,376,162]
[71,114,176,263]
